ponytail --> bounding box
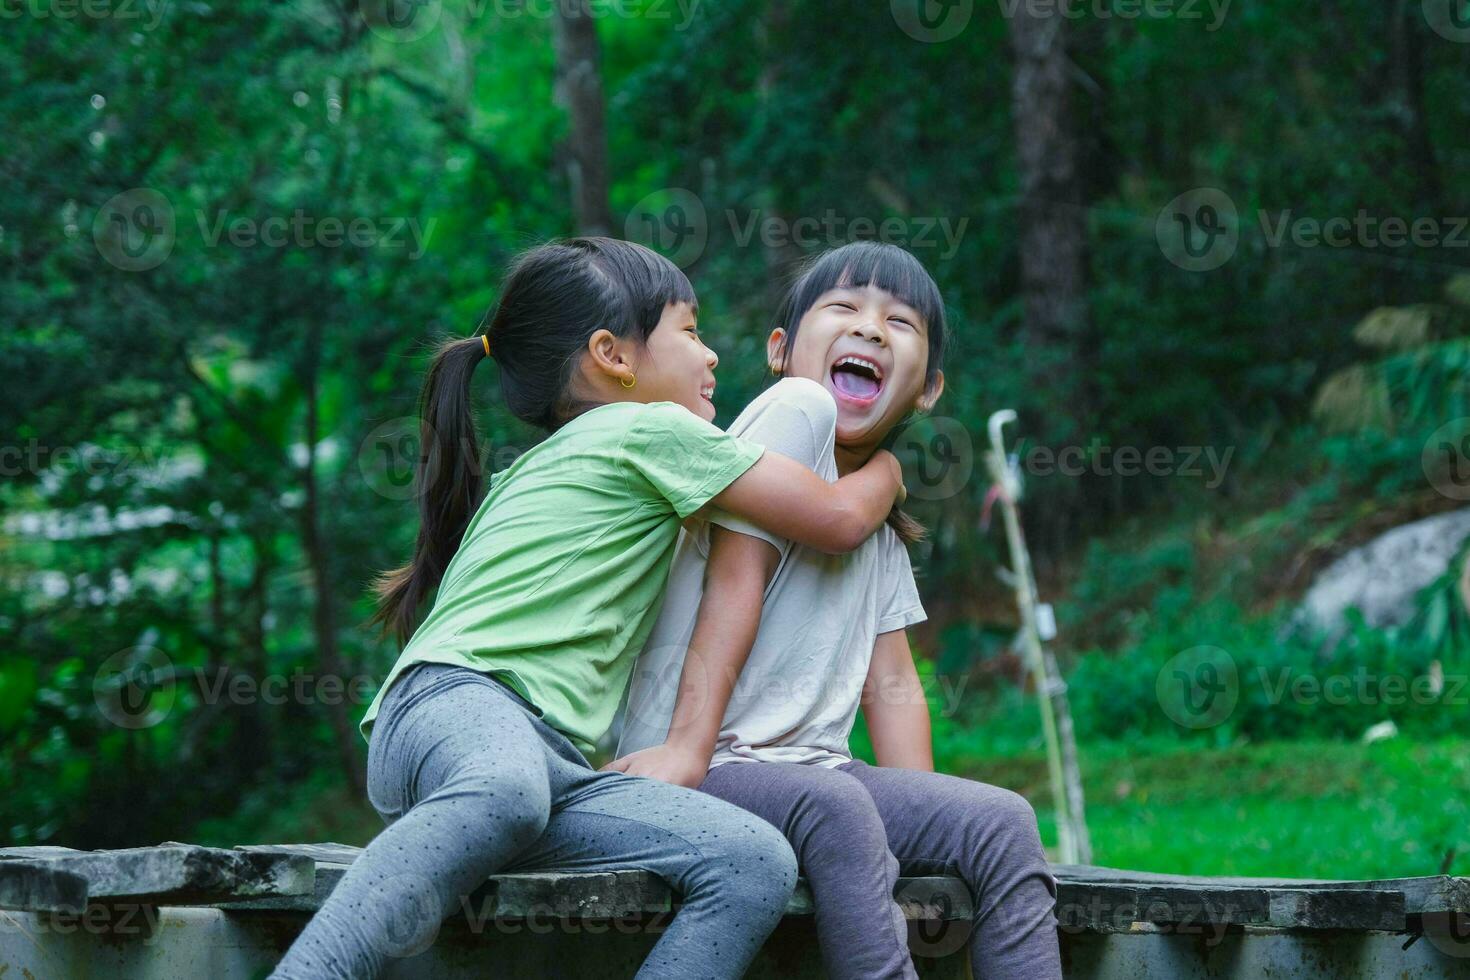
[372,335,489,643]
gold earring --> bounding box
[621,373,637,389]
[770,364,782,377]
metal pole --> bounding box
[985,410,1091,864]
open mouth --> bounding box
[699,382,715,406]
[828,355,885,404]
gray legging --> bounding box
[271,663,798,979]
[700,758,1062,980]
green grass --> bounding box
[202,732,1470,884]
[945,737,1470,880]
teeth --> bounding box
[834,356,883,380]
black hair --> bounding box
[771,241,948,544]
[373,237,697,642]
[771,240,947,386]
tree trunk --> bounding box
[301,318,367,794]
[553,0,613,236]
[1388,0,1441,211]
[1007,6,1094,443]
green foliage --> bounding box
[4,0,1469,851]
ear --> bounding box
[916,369,945,412]
[765,328,788,374]
[586,328,637,386]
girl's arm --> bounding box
[710,449,903,555]
[604,525,779,786]
[860,630,934,771]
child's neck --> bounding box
[834,440,879,477]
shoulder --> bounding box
[623,400,725,443]
[750,377,836,428]
[729,378,836,446]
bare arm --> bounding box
[604,526,779,786]
[710,449,904,555]
[860,630,934,771]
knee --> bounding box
[990,789,1043,849]
[697,816,799,914]
[443,766,551,856]
[788,774,887,857]
[962,788,1048,877]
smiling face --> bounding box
[770,284,942,459]
[633,301,720,421]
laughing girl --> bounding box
[614,242,1062,979]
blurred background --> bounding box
[4,0,1469,880]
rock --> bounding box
[1293,508,1470,640]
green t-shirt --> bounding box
[359,399,765,752]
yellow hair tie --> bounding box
[482,334,491,357]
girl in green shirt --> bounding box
[271,238,905,980]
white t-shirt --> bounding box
[617,377,927,769]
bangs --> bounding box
[585,239,698,339]
[776,241,947,377]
